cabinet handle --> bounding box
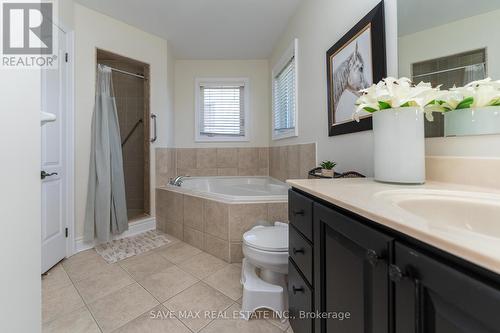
[366,249,382,267]
[292,286,304,295]
[292,248,305,255]
[389,264,406,282]
[390,264,423,333]
[293,209,305,216]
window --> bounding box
[272,38,298,140]
[195,78,250,142]
[412,48,487,138]
[412,48,487,89]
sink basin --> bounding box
[377,190,500,239]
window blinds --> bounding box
[199,84,245,137]
[273,57,296,131]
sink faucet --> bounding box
[169,175,188,187]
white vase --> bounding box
[372,107,425,184]
[444,106,500,137]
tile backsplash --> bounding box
[426,156,500,189]
[156,143,317,186]
[177,147,269,178]
[269,143,317,182]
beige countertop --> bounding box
[287,178,500,275]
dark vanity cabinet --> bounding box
[288,189,500,333]
[393,243,500,333]
[313,203,393,333]
[288,191,314,333]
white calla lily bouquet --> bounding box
[426,78,500,112]
[354,77,444,122]
[354,77,500,122]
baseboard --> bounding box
[74,217,157,254]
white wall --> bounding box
[166,44,176,146]
[0,72,41,331]
[74,4,174,239]
[174,60,270,148]
[269,0,398,176]
[399,9,500,158]
[58,0,75,30]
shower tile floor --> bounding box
[42,235,294,333]
[127,209,149,221]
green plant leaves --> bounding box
[378,101,392,110]
[320,161,337,170]
[363,107,378,113]
[489,98,500,106]
[456,97,474,109]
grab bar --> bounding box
[150,114,157,143]
[121,119,143,147]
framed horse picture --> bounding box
[326,1,386,136]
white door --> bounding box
[41,29,68,274]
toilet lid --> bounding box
[243,226,288,252]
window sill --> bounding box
[195,135,250,143]
[272,130,297,141]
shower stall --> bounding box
[96,49,153,222]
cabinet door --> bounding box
[289,190,314,241]
[289,259,314,333]
[314,203,393,333]
[393,242,500,333]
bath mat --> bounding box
[94,230,172,263]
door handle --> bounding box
[41,171,58,180]
[150,114,157,143]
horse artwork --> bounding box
[326,2,387,136]
[333,42,369,111]
[330,26,373,127]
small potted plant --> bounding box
[320,161,337,178]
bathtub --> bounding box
[165,176,289,203]
[157,176,290,262]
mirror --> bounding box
[397,0,500,138]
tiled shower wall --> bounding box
[155,143,317,186]
[111,66,146,217]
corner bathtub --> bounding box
[157,176,290,263]
[164,176,289,203]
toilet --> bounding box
[240,222,289,320]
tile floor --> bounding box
[42,235,294,333]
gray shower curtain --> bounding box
[84,65,128,243]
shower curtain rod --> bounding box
[101,64,145,79]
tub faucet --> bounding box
[169,176,188,187]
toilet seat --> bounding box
[243,226,288,252]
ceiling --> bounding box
[398,0,500,36]
[75,0,302,59]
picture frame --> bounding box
[326,1,387,136]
